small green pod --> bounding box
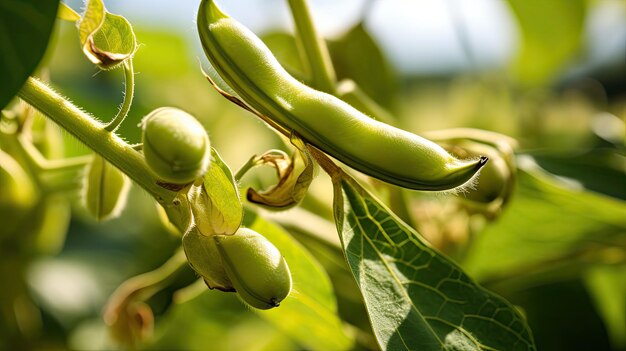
[141,107,210,184]
[84,154,131,221]
[198,0,486,191]
[213,228,292,309]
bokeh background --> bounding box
[2,0,625,350]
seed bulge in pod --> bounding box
[214,228,292,309]
[141,107,210,184]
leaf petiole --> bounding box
[104,58,135,132]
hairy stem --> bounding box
[17,77,177,205]
[104,59,135,132]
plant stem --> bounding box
[104,59,135,132]
[18,135,91,172]
[287,0,337,94]
[234,154,260,182]
[17,77,177,205]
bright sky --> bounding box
[67,0,625,76]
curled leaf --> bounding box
[188,148,242,236]
[78,0,136,69]
[246,135,314,210]
[83,154,130,221]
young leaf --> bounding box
[84,154,130,221]
[78,0,137,69]
[0,0,59,109]
[58,3,80,22]
[332,170,536,350]
[188,148,242,236]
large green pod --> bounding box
[197,0,486,191]
[213,228,292,309]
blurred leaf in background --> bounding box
[0,0,59,109]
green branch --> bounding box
[287,0,337,94]
[17,77,177,205]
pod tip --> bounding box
[478,156,489,168]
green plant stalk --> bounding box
[287,0,336,94]
[17,77,177,205]
[104,59,135,132]
[17,135,92,172]
[234,154,260,182]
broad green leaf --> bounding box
[333,171,536,351]
[58,2,79,22]
[189,148,242,235]
[0,0,59,109]
[78,0,136,69]
[245,213,354,351]
[328,22,398,110]
[584,265,626,350]
[506,0,586,86]
[463,157,626,281]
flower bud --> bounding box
[141,107,210,184]
[214,228,292,309]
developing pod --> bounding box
[141,107,210,184]
[213,228,292,309]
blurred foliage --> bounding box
[507,0,587,86]
[1,0,625,350]
[0,0,59,109]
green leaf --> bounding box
[333,171,536,350]
[531,148,626,200]
[328,22,398,110]
[78,0,105,44]
[78,0,136,69]
[0,0,59,109]
[189,148,242,235]
[506,0,586,86]
[58,2,79,22]
[584,265,626,350]
[463,157,626,282]
[245,213,354,351]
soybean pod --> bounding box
[197,0,487,191]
